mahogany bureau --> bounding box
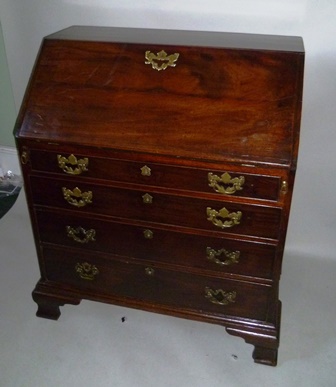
[14,26,304,366]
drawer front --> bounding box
[30,176,281,239]
[29,150,281,201]
[43,246,274,322]
[36,210,277,280]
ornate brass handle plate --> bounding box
[208,172,245,195]
[66,226,96,244]
[145,50,179,71]
[205,287,236,306]
[206,207,242,229]
[206,247,240,266]
[57,154,89,175]
[75,262,99,280]
[62,187,93,208]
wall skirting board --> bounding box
[0,146,20,176]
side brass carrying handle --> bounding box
[206,207,242,229]
[62,187,93,208]
[280,181,288,194]
[75,262,99,281]
[205,287,236,306]
[206,247,240,266]
[66,226,96,244]
[20,151,29,165]
[57,154,89,175]
[145,50,179,71]
[208,172,245,195]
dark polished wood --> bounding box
[15,26,304,366]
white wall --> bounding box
[1,0,335,260]
[0,20,16,146]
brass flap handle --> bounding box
[206,207,242,229]
[62,187,93,208]
[66,226,96,244]
[208,172,245,195]
[205,287,236,306]
[206,247,240,266]
[145,50,179,71]
[57,154,89,175]
[75,262,99,280]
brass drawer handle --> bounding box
[205,287,236,306]
[57,154,89,175]
[140,165,151,177]
[75,262,99,280]
[208,172,245,195]
[206,207,242,229]
[206,247,240,266]
[142,193,153,204]
[143,229,153,239]
[62,187,93,208]
[145,50,179,71]
[66,226,96,244]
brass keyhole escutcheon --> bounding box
[145,267,155,276]
[140,165,151,177]
[142,193,153,204]
[143,229,153,239]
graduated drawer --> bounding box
[30,176,281,240]
[36,210,277,280]
[29,149,282,201]
[43,246,275,322]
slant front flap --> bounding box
[16,27,304,166]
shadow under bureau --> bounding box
[14,26,304,366]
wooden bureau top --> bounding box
[15,26,304,167]
[46,26,304,52]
